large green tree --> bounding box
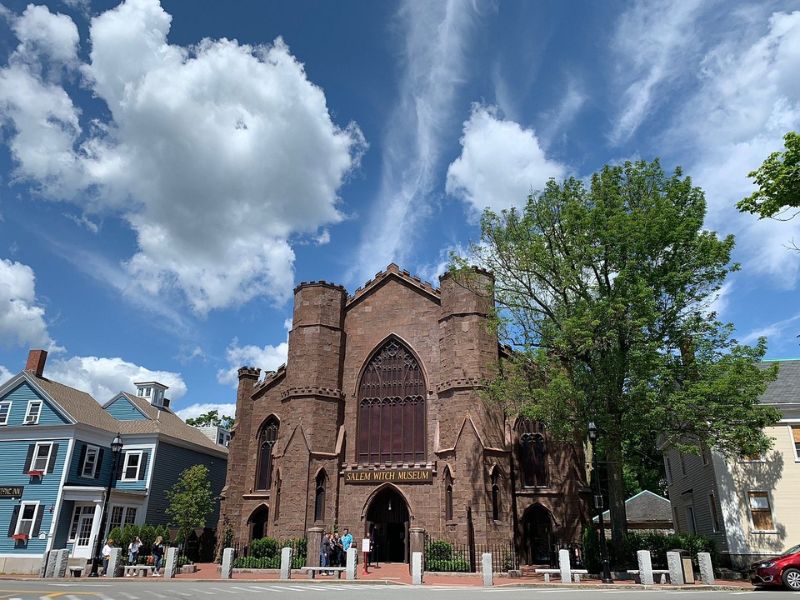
[458,160,780,551]
[185,410,234,430]
[737,131,799,221]
[165,464,215,543]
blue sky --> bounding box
[0,0,799,419]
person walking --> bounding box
[320,532,331,575]
[152,536,165,576]
[127,536,142,573]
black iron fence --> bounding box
[423,537,518,573]
[223,538,307,569]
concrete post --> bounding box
[412,551,423,585]
[221,547,234,579]
[307,527,324,568]
[39,550,52,578]
[51,549,69,578]
[346,547,357,580]
[482,553,493,587]
[164,547,178,579]
[107,547,121,577]
[667,552,684,585]
[637,550,654,585]
[698,552,714,585]
[558,548,571,583]
[409,527,425,561]
[44,550,57,578]
[280,547,292,579]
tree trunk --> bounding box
[605,432,628,557]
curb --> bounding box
[494,582,749,591]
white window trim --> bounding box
[31,442,53,472]
[121,451,142,481]
[80,445,100,479]
[67,504,95,543]
[748,490,777,533]
[0,400,11,425]
[24,400,42,425]
[14,500,40,536]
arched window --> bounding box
[518,419,548,487]
[356,338,426,464]
[444,469,454,521]
[491,468,501,521]
[314,470,326,522]
[256,417,279,491]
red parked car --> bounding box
[751,544,800,590]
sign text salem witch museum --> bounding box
[344,468,433,484]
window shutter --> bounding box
[95,448,104,479]
[116,453,125,480]
[77,444,87,476]
[31,505,43,537]
[138,453,148,481]
[48,444,59,474]
[7,505,20,537]
[23,444,35,474]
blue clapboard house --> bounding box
[0,351,227,574]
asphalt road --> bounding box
[0,581,794,600]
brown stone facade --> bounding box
[218,264,589,565]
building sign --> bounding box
[0,486,23,499]
[344,468,432,484]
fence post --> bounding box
[280,547,293,579]
[558,549,571,583]
[637,550,654,585]
[667,552,684,585]
[697,552,714,585]
[346,547,357,580]
[412,551,423,585]
[482,553,493,587]
[221,547,234,579]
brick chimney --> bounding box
[25,350,48,377]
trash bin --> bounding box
[670,549,695,584]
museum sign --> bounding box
[344,468,432,484]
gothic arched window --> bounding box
[444,468,454,521]
[256,417,279,491]
[356,338,426,464]
[518,419,548,487]
[314,470,326,522]
[491,468,501,521]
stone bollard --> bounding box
[55,549,70,578]
[39,550,52,578]
[164,547,178,579]
[697,552,715,585]
[280,547,292,579]
[558,548,571,583]
[411,552,423,585]
[346,547,357,580]
[637,550,654,585]
[482,553,493,587]
[44,550,57,578]
[667,552,684,585]
[221,547,234,579]
[107,547,121,577]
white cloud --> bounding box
[1,0,365,314]
[176,402,236,421]
[610,0,704,145]
[12,4,80,67]
[446,105,567,216]
[0,364,12,383]
[0,258,60,350]
[351,0,477,283]
[217,338,289,387]
[740,312,800,346]
[537,78,586,148]
[44,355,187,402]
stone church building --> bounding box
[219,264,589,565]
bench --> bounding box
[301,566,346,579]
[123,565,154,577]
[68,566,84,577]
[534,568,589,583]
[627,569,670,584]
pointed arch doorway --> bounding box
[521,504,553,565]
[248,505,269,541]
[365,486,410,563]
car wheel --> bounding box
[783,568,800,591]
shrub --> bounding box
[582,528,718,571]
[426,540,453,561]
[426,558,470,572]
[249,537,279,559]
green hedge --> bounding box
[232,555,306,569]
[582,528,718,570]
[426,558,470,572]
[107,524,171,560]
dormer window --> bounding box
[133,381,168,408]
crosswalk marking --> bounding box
[120,593,139,600]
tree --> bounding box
[185,410,234,429]
[165,464,214,544]
[457,160,780,552]
[737,131,800,221]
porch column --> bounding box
[88,502,105,554]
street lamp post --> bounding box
[588,421,613,584]
[89,433,123,577]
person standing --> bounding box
[101,538,114,576]
[152,536,165,576]
[320,532,331,575]
[127,536,142,573]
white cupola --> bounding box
[134,381,170,409]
